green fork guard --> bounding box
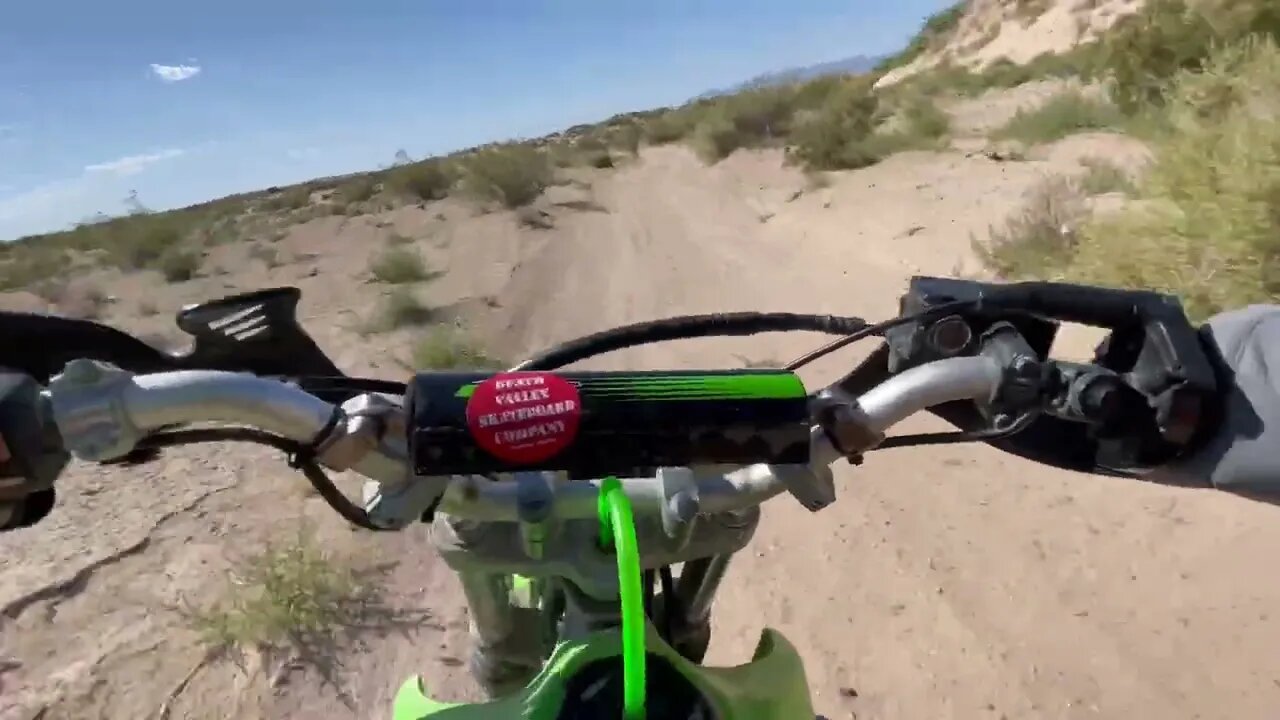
[392,619,816,719]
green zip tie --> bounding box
[597,477,645,720]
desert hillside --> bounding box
[2,1,1280,718]
[876,0,1147,86]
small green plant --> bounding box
[187,527,369,659]
[412,326,502,370]
[369,288,434,331]
[974,174,1088,279]
[248,243,280,268]
[993,91,1123,145]
[159,248,201,282]
[1077,157,1136,195]
[457,144,554,208]
[369,247,430,283]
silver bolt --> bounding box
[62,359,103,385]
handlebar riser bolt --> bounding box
[62,359,103,385]
[669,491,698,524]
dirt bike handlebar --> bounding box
[0,276,1219,538]
[37,352,1015,529]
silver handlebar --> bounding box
[43,355,1007,529]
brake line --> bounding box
[597,476,646,720]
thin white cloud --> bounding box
[84,148,185,177]
[150,63,202,83]
[286,146,321,161]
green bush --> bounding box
[265,187,311,211]
[608,123,642,156]
[721,86,796,140]
[387,160,454,201]
[159,248,201,282]
[1100,0,1280,114]
[369,247,430,283]
[118,218,183,269]
[899,94,950,140]
[413,326,502,370]
[643,112,694,144]
[993,90,1123,145]
[1067,37,1280,319]
[339,177,378,204]
[787,78,882,170]
[457,144,553,208]
[0,249,67,290]
[1102,0,1219,113]
[691,108,745,163]
[575,137,614,168]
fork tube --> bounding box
[677,554,732,623]
[457,569,516,650]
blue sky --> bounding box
[0,0,952,241]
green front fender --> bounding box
[393,622,814,719]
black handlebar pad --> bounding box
[407,370,811,479]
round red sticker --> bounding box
[464,372,582,465]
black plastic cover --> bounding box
[885,276,1219,473]
[0,286,345,386]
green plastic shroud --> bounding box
[391,476,816,719]
[391,622,816,719]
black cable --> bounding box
[134,426,391,531]
[512,312,870,372]
[292,376,408,395]
[642,569,656,619]
[872,411,1037,450]
[783,300,977,372]
[659,565,678,644]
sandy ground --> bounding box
[2,107,1280,719]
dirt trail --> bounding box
[3,137,1280,719]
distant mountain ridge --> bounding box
[696,55,885,99]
